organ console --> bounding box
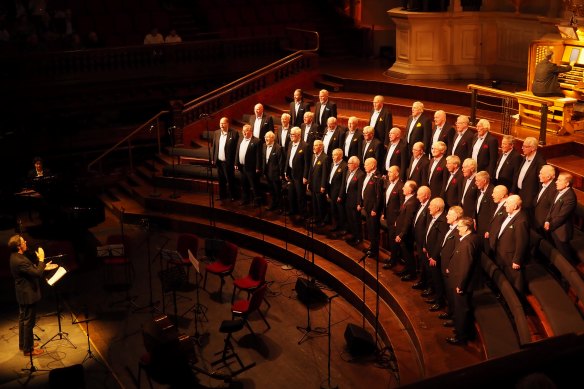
[523,37,584,134]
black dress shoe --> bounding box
[443,320,454,327]
[424,298,438,304]
[429,303,444,312]
[411,281,426,290]
[395,270,408,277]
[400,274,415,281]
[438,312,451,320]
[421,288,434,297]
[446,336,465,345]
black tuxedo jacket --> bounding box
[493,210,529,267]
[212,129,239,164]
[406,155,429,187]
[322,127,343,158]
[286,141,309,180]
[300,123,318,149]
[405,114,432,154]
[427,156,447,199]
[369,107,393,146]
[340,129,363,160]
[546,188,577,242]
[307,153,328,192]
[395,195,419,240]
[494,149,522,191]
[475,184,495,236]
[449,233,479,293]
[314,101,337,132]
[341,169,365,209]
[413,202,430,250]
[10,252,46,305]
[235,137,261,172]
[472,132,498,176]
[427,125,454,154]
[424,212,449,261]
[382,139,408,179]
[440,228,459,276]
[249,114,274,141]
[383,180,404,227]
[262,143,284,180]
[441,169,464,209]
[448,129,474,161]
[512,152,546,209]
[289,101,310,127]
[359,138,384,171]
[276,127,292,153]
[326,160,348,200]
[459,176,478,219]
[533,182,556,230]
[359,174,384,214]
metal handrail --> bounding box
[467,83,554,145]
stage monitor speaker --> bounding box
[295,278,327,305]
[344,323,375,356]
[49,364,85,389]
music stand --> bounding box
[70,306,105,368]
[41,265,76,350]
[133,219,161,314]
[158,265,187,328]
[321,294,339,389]
[182,249,208,346]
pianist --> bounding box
[27,157,50,179]
[532,48,573,97]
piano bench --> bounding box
[515,91,577,135]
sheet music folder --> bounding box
[47,266,67,286]
[188,249,200,273]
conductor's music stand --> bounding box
[71,306,105,368]
[161,248,192,302]
[41,265,76,350]
[182,250,208,345]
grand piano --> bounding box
[522,35,584,134]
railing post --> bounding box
[539,105,548,145]
[470,89,477,126]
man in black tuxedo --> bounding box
[396,180,420,281]
[341,116,362,161]
[277,113,292,154]
[493,135,522,191]
[533,165,556,235]
[250,103,274,144]
[422,197,449,312]
[342,156,365,245]
[486,185,509,256]
[359,126,383,172]
[369,95,393,147]
[381,165,404,268]
[289,88,310,127]
[440,206,463,325]
[408,186,431,277]
[300,111,317,157]
[445,216,480,345]
[262,131,285,211]
[327,148,348,233]
[448,115,474,160]
[512,137,546,217]
[321,117,344,162]
[441,155,463,209]
[313,89,337,135]
[211,117,239,201]
[544,172,577,263]
[9,235,47,356]
[427,141,447,199]
[470,119,498,177]
[492,195,529,294]
[406,141,429,187]
[474,171,495,246]
[285,127,309,217]
[359,157,384,258]
[235,124,261,205]
[404,101,432,160]
[428,110,454,155]
[459,158,478,219]
[382,127,407,180]
[307,140,328,227]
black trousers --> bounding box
[19,303,36,351]
[216,160,235,199]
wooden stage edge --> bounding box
[102,183,484,385]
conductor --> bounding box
[8,235,47,356]
[531,47,573,97]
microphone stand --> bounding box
[168,125,181,199]
[297,217,327,344]
[281,180,293,270]
[321,294,339,389]
[133,218,161,314]
[358,251,368,329]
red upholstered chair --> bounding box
[231,283,270,334]
[231,256,268,305]
[168,233,199,282]
[203,241,238,302]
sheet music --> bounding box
[188,249,200,273]
[47,266,67,286]
[160,248,182,262]
[96,244,125,257]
